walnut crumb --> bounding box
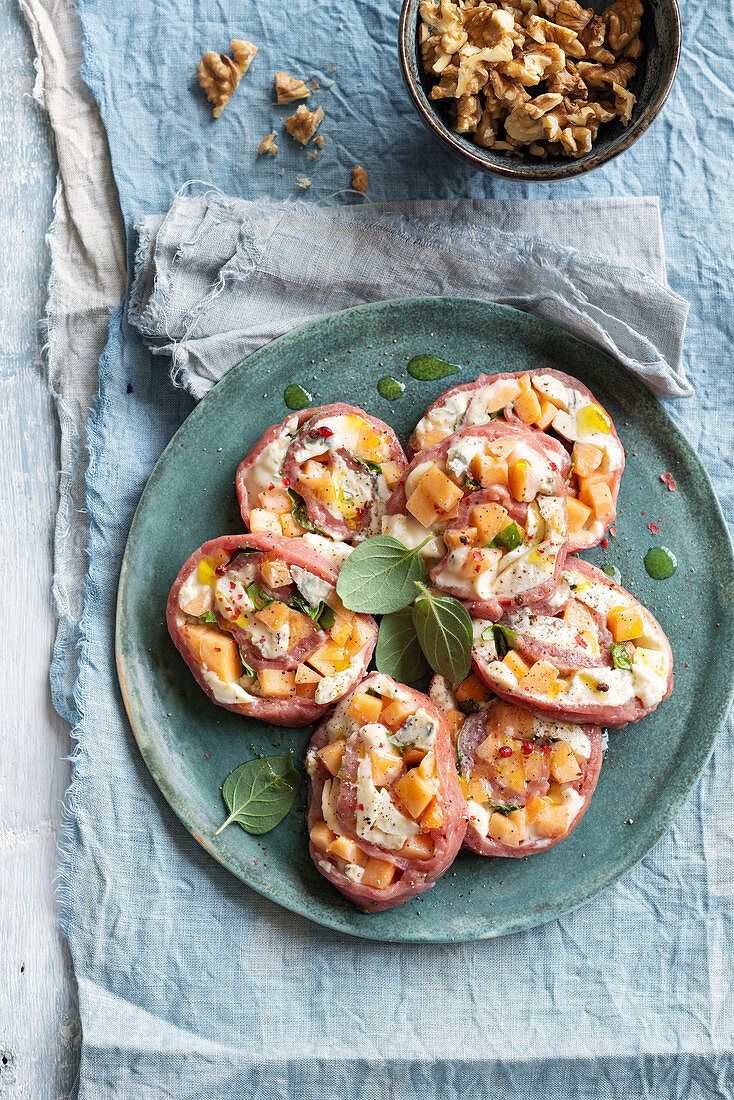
[257,132,278,156]
[274,71,311,104]
[296,176,312,189]
[351,166,368,194]
[285,104,324,144]
[307,150,320,160]
[197,40,257,118]
[314,134,325,149]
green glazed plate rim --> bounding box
[116,297,734,942]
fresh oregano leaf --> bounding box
[215,756,301,836]
[487,802,519,816]
[376,608,431,683]
[200,610,218,623]
[247,582,272,610]
[488,521,523,551]
[610,642,632,671]
[286,489,324,535]
[336,535,429,613]
[481,624,518,659]
[411,583,473,683]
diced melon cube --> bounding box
[460,547,501,579]
[257,487,293,514]
[402,748,426,769]
[470,453,508,488]
[317,739,346,776]
[562,599,597,634]
[456,674,491,708]
[400,833,436,859]
[381,460,403,489]
[567,497,592,533]
[258,669,296,697]
[354,425,389,464]
[287,608,317,646]
[509,458,536,503]
[417,464,464,513]
[466,776,490,801]
[249,508,282,535]
[446,708,465,738]
[470,502,511,545]
[514,387,542,425]
[309,820,336,853]
[348,690,383,725]
[486,811,521,847]
[327,834,368,867]
[535,397,557,430]
[394,769,437,820]
[508,807,526,841]
[608,605,644,642]
[417,427,451,449]
[523,751,546,781]
[495,758,526,794]
[503,650,530,681]
[518,660,563,698]
[361,858,396,890]
[475,732,501,763]
[180,587,213,617]
[380,697,413,731]
[255,601,290,632]
[517,373,532,392]
[295,664,321,698]
[308,643,341,676]
[279,512,306,538]
[181,624,242,682]
[572,441,604,478]
[328,614,353,647]
[406,483,441,528]
[578,475,616,521]
[445,527,479,550]
[535,803,569,838]
[524,794,547,824]
[483,378,521,413]
[345,615,376,657]
[417,751,436,780]
[259,557,292,589]
[550,741,583,783]
[369,749,404,787]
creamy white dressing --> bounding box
[355,752,419,850]
[564,571,631,615]
[321,778,342,835]
[315,658,366,705]
[290,415,364,463]
[531,375,624,470]
[202,669,257,705]
[429,674,458,715]
[504,607,582,650]
[243,416,300,501]
[178,571,213,615]
[381,513,446,559]
[214,576,254,620]
[412,378,521,447]
[302,533,353,566]
[290,565,333,608]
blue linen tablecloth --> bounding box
[59,0,734,1095]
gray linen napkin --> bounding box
[129,191,691,402]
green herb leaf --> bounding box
[336,535,429,613]
[289,592,335,630]
[286,489,324,535]
[411,583,472,683]
[317,604,336,630]
[464,476,482,492]
[356,458,383,474]
[247,582,273,610]
[215,756,301,836]
[366,687,382,699]
[458,699,480,716]
[239,654,256,679]
[200,610,218,623]
[481,624,518,659]
[487,802,519,816]
[407,354,460,381]
[376,608,431,683]
[610,642,633,671]
[488,521,523,551]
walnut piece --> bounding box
[285,104,325,144]
[296,177,311,189]
[351,166,368,193]
[603,0,643,52]
[197,40,257,118]
[314,134,326,149]
[275,71,311,104]
[257,133,278,156]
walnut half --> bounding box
[257,133,278,156]
[351,166,368,194]
[285,104,325,145]
[197,40,257,118]
[275,71,311,104]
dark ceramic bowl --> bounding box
[399,0,681,180]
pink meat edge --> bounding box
[235,408,315,526]
[280,404,408,542]
[461,725,604,857]
[166,532,376,727]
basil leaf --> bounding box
[200,610,218,623]
[366,687,382,699]
[317,604,336,630]
[336,535,429,613]
[412,583,472,683]
[376,608,431,683]
[215,756,301,836]
[487,802,519,816]
[239,654,256,679]
[488,521,523,551]
[458,699,480,716]
[289,591,336,629]
[481,624,518,659]
[356,458,383,474]
[610,642,632,671]
[286,489,323,535]
[247,582,272,610]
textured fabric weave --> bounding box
[42,0,734,1094]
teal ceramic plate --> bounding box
[116,298,734,942]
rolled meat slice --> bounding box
[306,673,466,911]
[167,533,377,726]
[429,674,603,857]
[409,369,624,551]
[235,404,408,544]
[471,557,673,727]
[384,422,570,620]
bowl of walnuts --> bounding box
[398,0,681,180]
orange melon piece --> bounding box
[345,615,376,657]
[249,508,281,535]
[535,397,557,430]
[475,732,501,763]
[608,605,644,642]
[567,497,592,533]
[465,776,490,801]
[524,794,546,824]
[417,464,464,513]
[259,557,292,589]
[328,614,353,647]
[417,750,437,780]
[508,458,536,503]
[503,650,530,681]
[517,373,532,392]
[255,601,290,632]
[400,834,436,859]
[514,387,542,425]
[445,527,479,550]
[354,425,389,464]
[508,807,526,842]
[279,512,306,538]
[394,770,437,820]
[317,739,346,776]
[419,797,444,831]
[369,749,404,787]
[381,460,403,489]
[380,697,413,731]
[470,502,511,545]
[518,660,562,697]
[361,858,396,890]
[258,669,296,697]
[562,599,597,633]
[181,624,242,682]
[327,835,368,867]
[495,758,526,794]
[295,664,321,698]
[402,747,426,768]
[309,641,350,674]
[470,453,508,488]
[456,674,491,708]
[445,708,465,738]
[578,474,616,521]
[348,690,383,725]
[523,751,546,782]
[550,741,582,783]
[483,378,521,413]
[535,803,569,838]
[572,441,603,478]
[309,820,336,853]
[406,483,441,528]
[257,487,293,514]
[486,811,521,847]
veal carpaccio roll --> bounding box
[167,533,377,726]
[235,404,408,544]
[471,557,673,728]
[306,673,467,911]
[408,369,624,551]
[384,421,570,620]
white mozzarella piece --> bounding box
[381,513,446,558]
[302,534,353,566]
